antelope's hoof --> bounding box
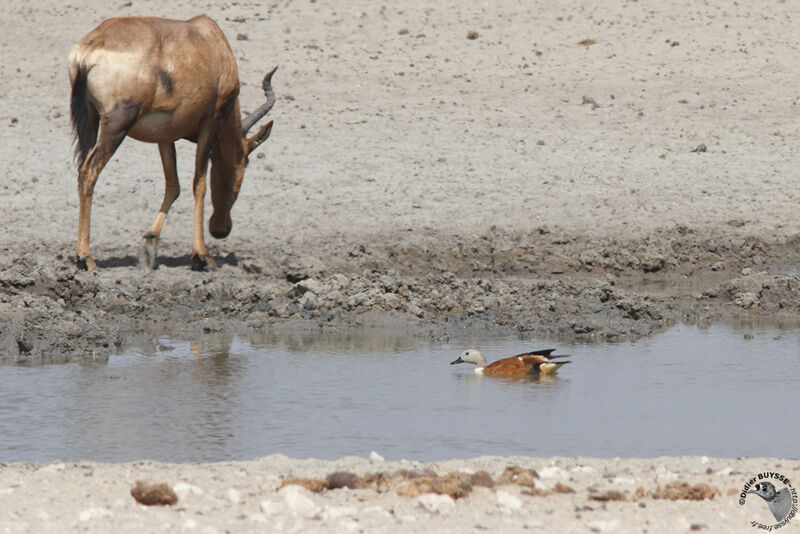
[143,233,158,270]
[191,254,218,272]
[76,255,97,272]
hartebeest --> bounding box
[69,15,276,271]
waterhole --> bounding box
[1,323,797,462]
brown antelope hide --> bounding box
[69,15,276,271]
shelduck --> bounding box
[450,348,570,377]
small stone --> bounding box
[78,507,113,522]
[227,488,241,504]
[588,520,619,532]
[295,278,322,295]
[496,490,522,511]
[369,451,385,463]
[237,33,249,40]
[280,485,320,518]
[471,471,494,487]
[466,30,479,40]
[130,480,178,506]
[322,506,358,520]
[538,466,566,479]
[417,493,455,515]
[173,482,204,499]
[327,472,361,490]
[406,303,424,317]
[40,462,65,472]
[260,500,282,516]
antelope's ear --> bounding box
[245,120,273,155]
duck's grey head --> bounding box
[450,349,487,367]
[749,482,777,501]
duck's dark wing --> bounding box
[513,349,571,360]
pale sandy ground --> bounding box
[4,0,800,259]
[2,0,800,532]
[1,455,797,533]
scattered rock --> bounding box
[470,471,494,487]
[588,519,620,532]
[260,500,282,516]
[588,490,627,502]
[495,490,522,511]
[130,480,178,506]
[660,481,720,501]
[78,506,113,522]
[321,505,358,520]
[327,472,363,490]
[581,96,600,109]
[498,465,539,487]
[281,477,329,493]
[466,30,479,40]
[173,482,204,498]
[417,493,455,515]
[280,485,320,518]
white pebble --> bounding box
[260,500,281,516]
[417,493,455,515]
[588,519,620,532]
[280,485,320,518]
[369,451,384,463]
[571,465,596,474]
[227,488,240,504]
[496,490,522,512]
[40,463,66,473]
[78,507,112,522]
[322,506,357,520]
[539,466,567,479]
[173,483,204,499]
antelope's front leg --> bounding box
[143,142,181,269]
[190,122,217,271]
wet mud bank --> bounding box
[3,228,800,362]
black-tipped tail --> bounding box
[70,65,95,168]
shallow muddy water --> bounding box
[1,324,798,463]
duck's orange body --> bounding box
[451,349,570,377]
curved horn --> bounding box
[242,66,277,136]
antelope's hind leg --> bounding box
[76,101,140,271]
[143,142,180,269]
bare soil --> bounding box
[3,0,800,361]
